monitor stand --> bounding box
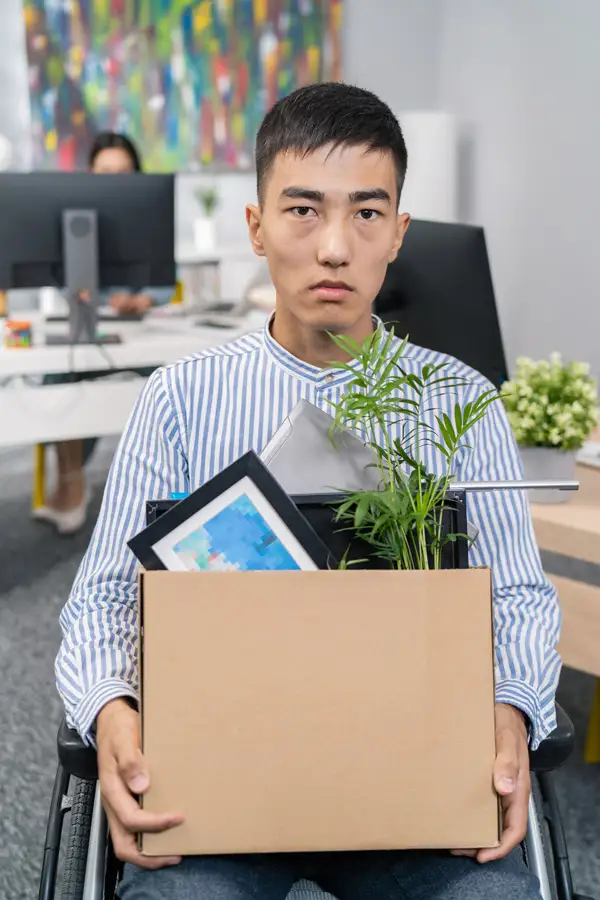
[45,208,121,346]
[45,295,121,346]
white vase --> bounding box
[39,286,69,316]
[193,217,217,253]
[518,446,576,504]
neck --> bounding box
[270,307,375,368]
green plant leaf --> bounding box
[392,439,419,468]
[325,326,495,570]
[423,439,452,460]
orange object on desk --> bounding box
[3,319,33,348]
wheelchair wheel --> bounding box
[528,773,559,899]
[61,778,96,900]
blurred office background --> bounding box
[1,0,598,377]
[0,2,599,898]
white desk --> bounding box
[176,243,255,267]
[0,310,266,447]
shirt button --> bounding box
[324,374,334,384]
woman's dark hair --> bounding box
[255,82,407,205]
[88,131,143,172]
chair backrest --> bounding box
[374,219,508,390]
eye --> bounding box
[290,206,317,218]
[356,209,380,221]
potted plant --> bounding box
[326,325,497,569]
[193,185,219,253]
[500,354,598,503]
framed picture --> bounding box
[129,451,336,572]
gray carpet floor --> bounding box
[0,441,599,900]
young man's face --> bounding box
[247,143,410,335]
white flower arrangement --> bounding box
[500,354,598,451]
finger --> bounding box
[477,782,529,863]
[102,775,183,834]
[494,728,520,795]
[476,824,521,863]
[450,849,477,857]
[133,294,152,311]
[113,731,149,795]
[109,816,182,870]
[109,293,129,309]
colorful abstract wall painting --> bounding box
[23,0,343,172]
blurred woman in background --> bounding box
[35,132,174,535]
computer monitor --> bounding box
[0,172,175,344]
[374,219,509,389]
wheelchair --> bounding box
[38,705,593,900]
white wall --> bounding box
[436,0,600,378]
[0,0,31,170]
[343,0,441,110]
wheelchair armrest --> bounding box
[529,703,574,772]
[55,701,574,783]
[57,717,98,781]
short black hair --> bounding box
[255,82,407,205]
[88,131,143,172]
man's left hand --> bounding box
[451,702,530,863]
[109,292,152,315]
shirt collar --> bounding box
[262,311,387,385]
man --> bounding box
[56,82,560,899]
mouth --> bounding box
[310,280,354,300]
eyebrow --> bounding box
[280,186,392,205]
[349,188,392,204]
[280,187,325,202]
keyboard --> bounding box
[45,311,145,323]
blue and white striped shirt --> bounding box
[56,318,561,750]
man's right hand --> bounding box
[109,292,151,315]
[96,698,184,870]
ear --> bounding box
[388,213,411,263]
[246,204,265,257]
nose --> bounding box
[316,219,351,268]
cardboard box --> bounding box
[139,568,499,856]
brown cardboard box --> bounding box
[139,568,499,856]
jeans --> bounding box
[119,848,541,900]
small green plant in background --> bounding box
[326,324,497,570]
[194,185,219,217]
[500,354,598,451]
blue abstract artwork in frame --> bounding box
[172,493,301,572]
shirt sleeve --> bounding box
[456,382,562,750]
[55,368,189,744]
[142,286,175,306]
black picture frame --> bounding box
[145,498,183,525]
[129,450,336,572]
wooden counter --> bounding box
[531,465,600,677]
[530,463,600,761]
